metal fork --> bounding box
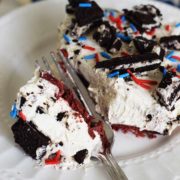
[40,52,128,180]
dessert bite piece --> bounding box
[58,1,180,136]
[155,71,180,111]
[10,69,106,169]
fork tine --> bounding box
[57,49,102,119]
[35,60,40,69]
[50,51,81,101]
[42,56,51,73]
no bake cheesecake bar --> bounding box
[58,0,180,136]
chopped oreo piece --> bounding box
[36,106,44,114]
[160,35,180,50]
[155,71,180,110]
[109,38,122,54]
[158,72,174,89]
[93,21,122,53]
[59,141,64,146]
[51,97,56,102]
[74,49,80,55]
[163,129,169,135]
[96,53,162,70]
[19,97,26,108]
[133,37,156,53]
[75,1,103,27]
[73,149,88,164]
[124,4,162,32]
[57,112,66,121]
[146,114,152,122]
[66,4,75,14]
[71,20,92,37]
[38,85,43,89]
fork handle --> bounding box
[98,151,128,180]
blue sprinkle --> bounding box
[119,73,130,78]
[63,34,71,43]
[79,3,92,7]
[100,52,112,60]
[107,71,119,78]
[121,16,126,23]
[175,23,180,27]
[130,23,137,32]
[10,103,18,119]
[78,36,87,41]
[116,33,131,42]
[168,57,178,62]
[163,68,167,76]
[177,64,180,72]
[166,51,174,59]
[84,54,96,60]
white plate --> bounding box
[0,0,180,179]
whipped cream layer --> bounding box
[14,69,103,169]
[58,4,180,135]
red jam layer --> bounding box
[40,71,109,147]
[112,124,157,139]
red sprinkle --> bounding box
[19,111,26,121]
[45,150,61,165]
[95,53,100,63]
[111,124,157,139]
[116,18,123,31]
[82,45,95,51]
[127,70,157,90]
[60,48,68,58]
[109,15,124,31]
[134,31,140,35]
[146,28,156,36]
[171,56,180,61]
[165,24,171,32]
[109,14,117,23]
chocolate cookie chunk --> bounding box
[124,4,162,32]
[75,1,103,27]
[155,71,180,110]
[133,37,156,53]
[93,21,121,52]
[160,35,180,50]
[95,52,161,69]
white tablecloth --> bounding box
[0,0,20,17]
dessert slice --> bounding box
[58,1,180,136]
[10,69,105,169]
